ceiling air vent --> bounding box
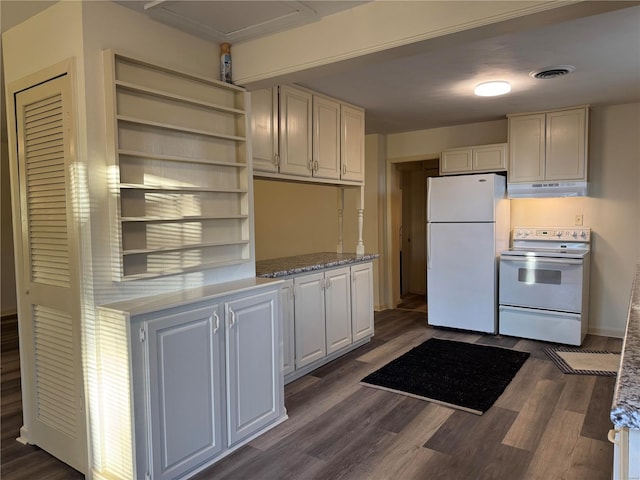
[530,65,576,79]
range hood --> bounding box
[507,181,588,198]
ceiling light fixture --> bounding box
[474,81,511,97]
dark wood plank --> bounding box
[581,375,617,441]
[0,306,619,480]
[423,407,532,479]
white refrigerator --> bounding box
[426,173,510,333]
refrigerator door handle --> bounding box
[426,177,432,222]
[427,223,431,269]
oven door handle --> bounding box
[499,305,581,318]
[500,256,583,266]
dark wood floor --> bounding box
[1,303,621,480]
[1,316,84,479]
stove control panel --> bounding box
[512,226,590,242]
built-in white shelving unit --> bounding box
[104,51,252,280]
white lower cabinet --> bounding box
[225,291,282,446]
[146,306,225,480]
[97,280,286,480]
[351,262,374,342]
[294,271,327,368]
[610,426,640,480]
[281,279,295,376]
[286,262,374,382]
[325,267,352,354]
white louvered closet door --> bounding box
[14,74,86,473]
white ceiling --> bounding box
[115,1,368,44]
[298,2,640,134]
[117,0,640,134]
[3,1,640,135]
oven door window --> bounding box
[518,267,561,285]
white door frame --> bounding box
[384,155,439,309]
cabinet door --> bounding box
[146,306,224,480]
[313,95,341,180]
[294,272,327,368]
[545,108,587,181]
[508,113,546,182]
[440,148,472,174]
[251,88,278,173]
[473,144,507,172]
[281,279,295,376]
[325,267,352,354]
[340,104,365,182]
[226,290,282,446]
[279,85,312,177]
[351,263,374,342]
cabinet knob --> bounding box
[274,153,280,167]
[342,164,347,175]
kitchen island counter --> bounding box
[611,265,640,428]
[256,252,379,278]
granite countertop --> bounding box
[611,265,640,429]
[256,252,379,278]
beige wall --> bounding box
[253,180,343,259]
[253,134,383,309]
[1,140,16,316]
[3,1,258,309]
[384,119,507,307]
[385,102,640,337]
[511,102,640,337]
[233,1,583,87]
[387,119,508,160]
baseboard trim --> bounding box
[284,336,371,384]
[17,426,29,445]
[588,326,624,339]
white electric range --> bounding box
[498,226,591,346]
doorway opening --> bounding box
[390,159,439,312]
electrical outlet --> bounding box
[575,214,583,226]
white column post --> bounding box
[336,188,344,253]
[356,185,365,255]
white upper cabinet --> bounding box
[341,104,366,183]
[250,87,279,173]
[508,106,588,183]
[251,85,365,185]
[313,95,341,180]
[440,143,507,176]
[279,85,313,177]
[545,108,588,180]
